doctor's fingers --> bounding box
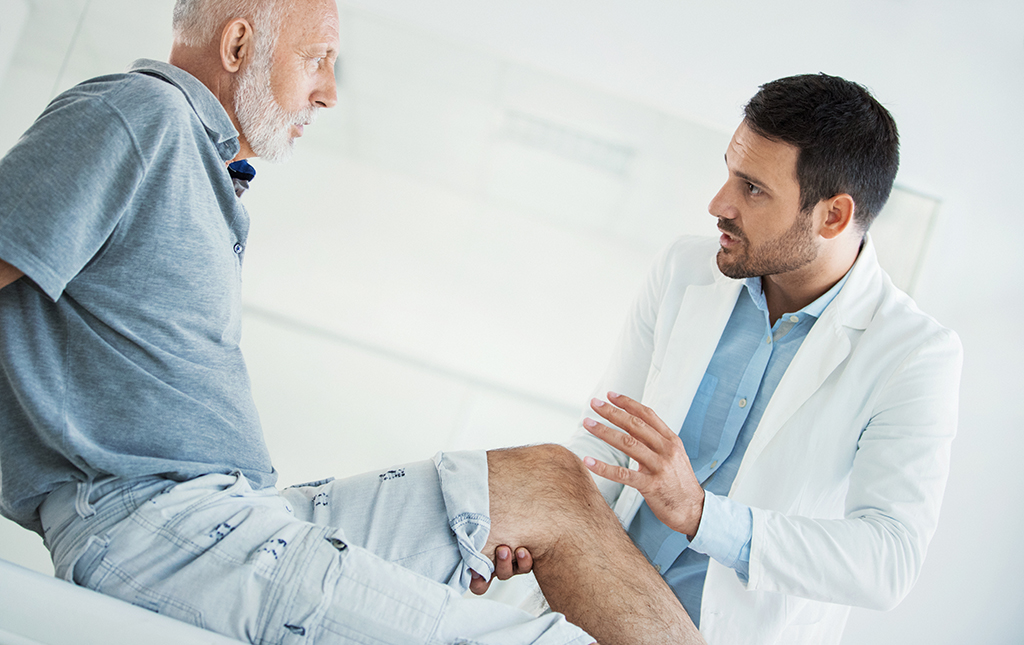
[590,397,671,452]
[469,570,492,595]
[492,545,532,580]
[583,416,661,468]
[606,392,677,441]
[582,454,652,491]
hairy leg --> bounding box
[485,444,704,645]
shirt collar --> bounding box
[743,268,853,320]
[127,59,240,162]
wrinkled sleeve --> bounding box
[0,92,144,301]
[688,490,752,581]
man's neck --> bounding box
[760,238,861,325]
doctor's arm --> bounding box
[584,326,963,609]
[743,329,963,610]
[0,258,23,290]
[584,394,755,577]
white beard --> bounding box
[234,47,319,163]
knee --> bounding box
[532,444,595,496]
[488,444,602,517]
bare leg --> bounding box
[485,444,704,645]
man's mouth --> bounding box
[292,111,318,138]
[718,224,743,249]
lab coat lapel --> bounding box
[619,263,742,525]
[647,272,743,431]
[736,309,851,480]
[731,237,882,489]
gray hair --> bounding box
[172,0,287,49]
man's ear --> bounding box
[220,18,254,74]
[819,193,856,240]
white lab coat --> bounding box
[568,235,962,645]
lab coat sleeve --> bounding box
[565,240,675,507]
[746,326,963,610]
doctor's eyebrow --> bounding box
[725,153,774,193]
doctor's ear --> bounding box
[220,18,255,74]
[818,194,856,240]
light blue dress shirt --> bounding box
[627,271,850,626]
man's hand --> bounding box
[0,258,23,291]
[468,545,534,595]
[582,392,705,538]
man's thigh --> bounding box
[281,452,492,587]
[64,468,591,644]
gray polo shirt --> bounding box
[0,60,276,533]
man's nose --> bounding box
[708,183,733,220]
[313,67,338,109]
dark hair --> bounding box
[743,73,899,231]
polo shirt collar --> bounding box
[127,59,240,162]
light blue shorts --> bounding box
[39,451,592,645]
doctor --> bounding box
[570,73,962,644]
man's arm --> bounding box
[0,258,24,290]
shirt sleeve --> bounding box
[688,490,753,582]
[0,89,145,301]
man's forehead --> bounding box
[282,0,340,45]
[726,121,800,186]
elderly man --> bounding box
[0,1,702,643]
[565,74,963,643]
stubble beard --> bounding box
[716,208,818,279]
[234,43,319,163]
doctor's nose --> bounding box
[708,183,734,220]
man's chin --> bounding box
[716,250,750,280]
[253,139,296,164]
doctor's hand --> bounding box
[582,392,705,539]
[469,545,534,595]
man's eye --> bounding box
[746,182,763,196]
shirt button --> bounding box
[789,315,799,323]
[653,564,662,573]
[233,243,243,254]
[738,398,748,408]
[766,336,772,344]
[710,460,718,469]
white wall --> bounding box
[0,0,29,88]
[0,1,1020,643]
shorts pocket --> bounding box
[70,535,110,587]
[89,557,206,629]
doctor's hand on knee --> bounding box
[469,544,534,595]
[583,392,706,539]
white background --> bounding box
[0,1,1021,643]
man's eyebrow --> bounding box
[725,152,772,191]
[735,169,769,189]
[303,43,339,57]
